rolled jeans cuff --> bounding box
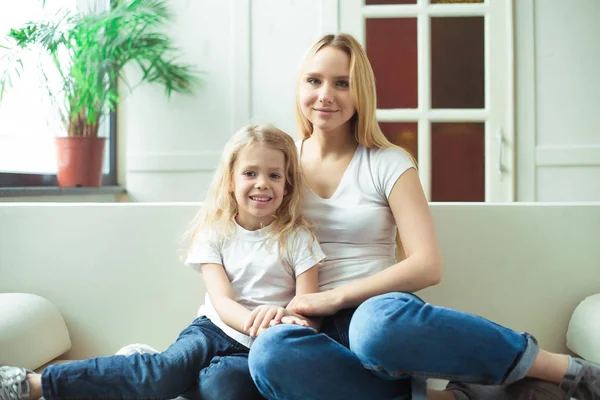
[502,334,539,384]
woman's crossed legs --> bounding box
[249,293,597,400]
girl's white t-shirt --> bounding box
[297,141,414,291]
[185,222,325,347]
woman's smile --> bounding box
[314,108,338,113]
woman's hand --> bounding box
[286,290,343,317]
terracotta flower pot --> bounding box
[56,137,106,187]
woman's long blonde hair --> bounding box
[295,33,416,260]
[184,123,313,261]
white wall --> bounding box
[121,0,333,202]
[120,0,233,202]
[251,0,337,135]
[515,0,600,201]
[117,0,600,203]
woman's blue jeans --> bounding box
[248,292,539,400]
[41,317,264,400]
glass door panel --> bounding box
[431,17,484,109]
[431,122,485,201]
[366,0,416,5]
[380,122,419,161]
[431,0,484,3]
[366,18,418,109]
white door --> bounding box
[340,0,514,202]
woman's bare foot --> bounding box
[526,350,569,383]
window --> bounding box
[0,0,116,187]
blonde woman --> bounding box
[0,124,325,400]
[247,34,599,400]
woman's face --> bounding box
[298,46,356,136]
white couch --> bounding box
[0,203,599,387]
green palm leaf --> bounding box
[0,0,201,137]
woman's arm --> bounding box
[288,168,443,316]
[335,168,443,307]
[291,266,321,330]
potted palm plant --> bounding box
[0,0,200,187]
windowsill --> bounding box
[0,186,126,198]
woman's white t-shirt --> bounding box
[297,141,414,291]
[185,222,325,347]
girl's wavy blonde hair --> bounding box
[295,33,416,260]
[184,123,314,262]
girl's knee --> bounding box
[198,356,261,400]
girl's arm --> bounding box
[247,265,322,335]
[200,263,255,335]
[201,264,287,336]
[202,262,318,336]
[288,168,443,316]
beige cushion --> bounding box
[566,293,600,363]
[0,293,71,370]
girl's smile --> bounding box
[249,195,272,205]
[233,142,287,230]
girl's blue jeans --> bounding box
[248,292,539,400]
[41,317,264,400]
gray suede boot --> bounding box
[0,366,31,400]
[560,356,600,400]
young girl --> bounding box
[0,124,325,400]
[247,33,599,400]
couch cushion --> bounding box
[567,293,600,363]
[0,293,71,370]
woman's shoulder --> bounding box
[361,144,414,168]
[359,145,415,198]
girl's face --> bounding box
[299,46,356,136]
[232,142,287,231]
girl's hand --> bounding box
[268,314,311,328]
[242,305,286,337]
[286,290,343,317]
